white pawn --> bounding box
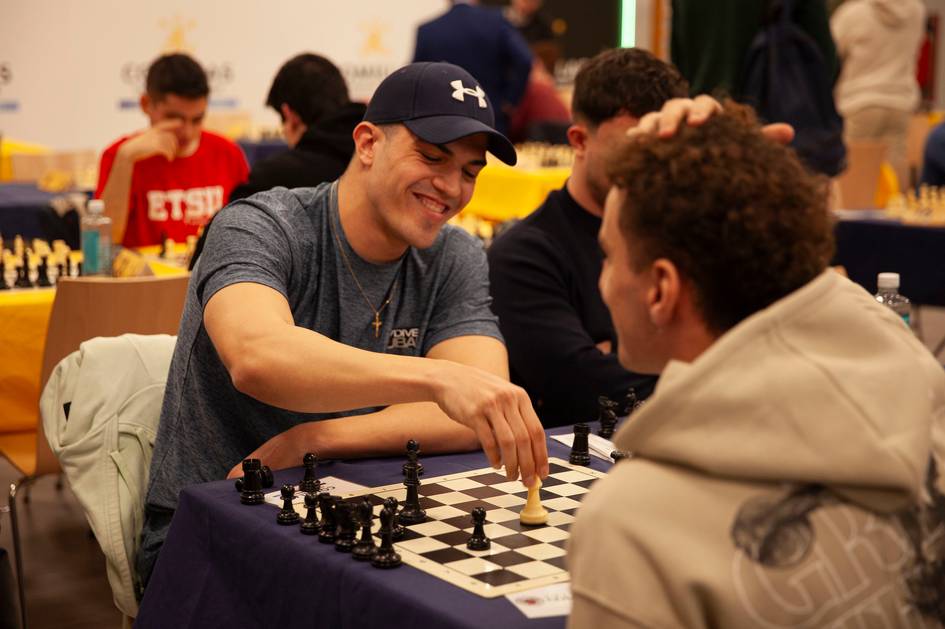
[520,478,548,525]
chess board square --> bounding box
[560,508,579,517]
[471,570,528,587]
[396,537,449,554]
[492,480,525,494]
[375,488,407,502]
[496,518,534,533]
[461,542,510,558]
[543,496,582,511]
[549,470,593,483]
[418,496,441,510]
[427,491,474,506]
[481,523,518,539]
[536,475,566,488]
[516,543,566,561]
[421,546,473,564]
[461,485,504,499]
[438,478,485,491]
[550,539,568,550]
[440,515,472,529]
[424,505,467,521]
[451,499,497,513]
[366,494,386,506]
[431,530,472,547]
[545,511,575,527]
[575,479,597,490]
[491,533,541,549]
[444,557,502,576]
[547,462,571,474]
[506,560,563,579]
[484,508,519,523]
[510,489,557,502]
[480,550,532,567]
[482,494,526,509]
[418,483,457,496]
[545,483,587,498]
[466,472,508,485]
[546,555,568,571]
[522,526,569,543]
[410,520,460,536]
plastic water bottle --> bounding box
[875,272,911,327]
[81,199,112,276]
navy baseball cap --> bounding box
[364,62,517,166]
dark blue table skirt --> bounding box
[0,183,80,248]
[136,427,610,629]
[237,139,288,167]
[834,217,945,307]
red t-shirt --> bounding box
[94,130,249,247]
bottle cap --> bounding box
[877,272,900,289]
[87,199,104,215]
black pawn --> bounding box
[300,493,320,535]
[317,493,336,544]
[36,256,51,287]
[611,450,631,463]
[383,497,406,541]
[276,484,300,525]
[65,256,73,278]
[597,396,618,439]
[351,498,377,561]
[570,423,591,466]
[238,458,265,505]
[399,461,426,525]
[334,499,356,552]
[299,452,320,493]
[402,439,424,477]
[14,261,31,288]
[55,262,64,285]
[623,388,644,416]
[371,507,402,569]
[466,507,490,551]
[0,258,7,290]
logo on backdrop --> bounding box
[450,80,487,108]
[342,20,396,102]
[116,15,236,111]
[0,61,17,112]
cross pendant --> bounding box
[372,313,382,338]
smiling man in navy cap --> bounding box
[136,62,549,594]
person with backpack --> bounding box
[831,0,926,189]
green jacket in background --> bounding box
[671,0,839,98]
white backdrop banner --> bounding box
[0,0,444,151]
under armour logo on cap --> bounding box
[450,80,487,109]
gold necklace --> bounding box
[329,208,401,339]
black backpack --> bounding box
[738,0,847,177]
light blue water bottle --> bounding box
[81,199,112,276]
[874,272,912,328]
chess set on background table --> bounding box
[885,185,945,225]
[0,235,82,289]
[235,393,641,599]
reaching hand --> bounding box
[628,95,795,145]
[119,119,182,162]
[432,361,549,488]
[225,424,307,479]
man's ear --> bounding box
[648,259,681,328]
[352,122,382,166]
[280,104,301,129]
[139,93,153,116]
[567,124,589,158]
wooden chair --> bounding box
[0,275,189,629]
[835,141,887,210]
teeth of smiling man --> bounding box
[418,195,448,214]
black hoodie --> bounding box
[228,101,367,201]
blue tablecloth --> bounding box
[136,427,611,629]
[833,216,945,306]
[0,183,80,248]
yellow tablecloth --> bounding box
[0,288,55,432]
[463,165,570,222]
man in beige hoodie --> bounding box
[568,101,945,627]
[831,0,926,188]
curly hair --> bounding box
[572,48,689,127]
[606,102,834,334]
[146,53,209,101]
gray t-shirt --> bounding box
[146,182,501,510]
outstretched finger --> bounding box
[488,406,520,482]
[761,122,794,145]
[506,405,536,489]
[656,98,695,137]
[686,95,723,126]
[474,419,501,470]
[519,396,549,479]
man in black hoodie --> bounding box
[191,54,365,268]
[229,53,366,200]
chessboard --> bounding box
[273,457,607,598]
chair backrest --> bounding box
[835,141,887,210]
[34,275,190,476]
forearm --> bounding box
[99,148,135,243]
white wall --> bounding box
[0,0,444,151]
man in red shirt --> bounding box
[95,53,248,248]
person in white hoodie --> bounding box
[567,100,945,628]
[831,0,926,188]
